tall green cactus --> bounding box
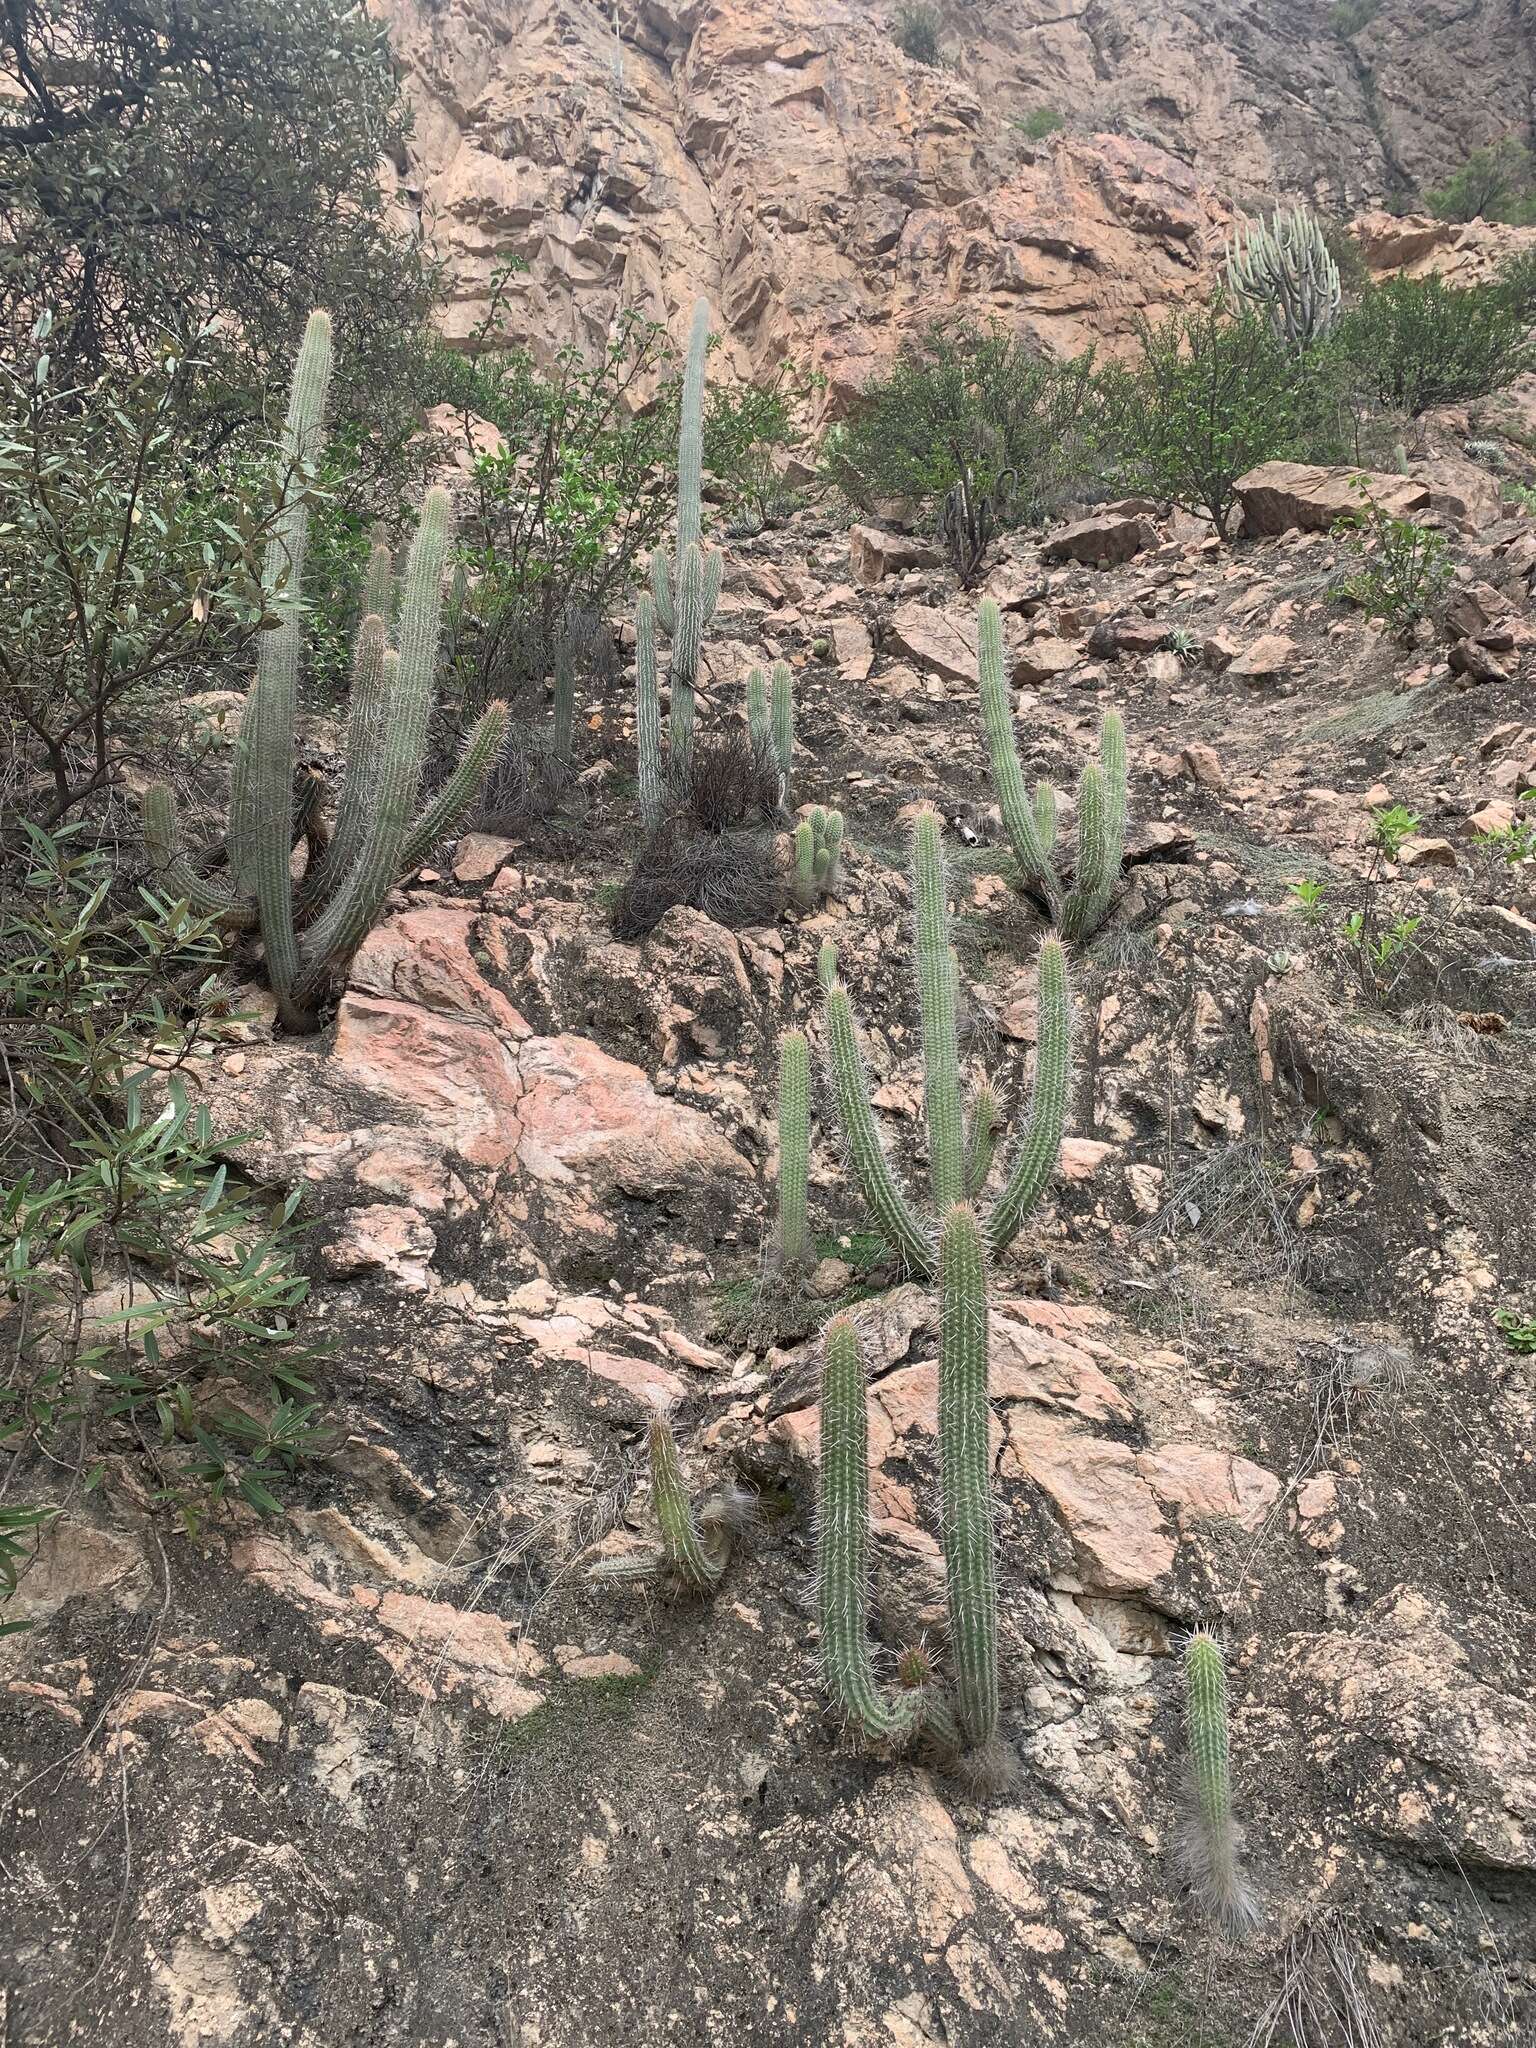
[1179,1628,1259,1936]
[937,1203,998,1751]
[820,806,1071,1280]
[143,316,507,1032]
[641,297,722,800]
[745,658,795,804]
[1224,207,1342,348]
[776,1029,812,1272]
[977,598,1128,943]
[818,1315,958,1750]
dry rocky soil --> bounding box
[4,443,1536,2045]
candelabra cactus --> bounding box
[791,807,844,910]
[143,312,507,1032]
[1178,1628,1260,1936]
[642,296,723,802]
[775,1029,812,1272]
[820,806,1071,1280]
[1224,207,1342,348]
[977,597,1127,942]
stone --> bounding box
[1227,633,1298,680]
[1395,835,1457,867]
[829,616,874,680]
[848,526,941,584]
[451,833,520,883]
[885,602,978,684]
[1233,462,1431,535]
[1181,742,1227,791]
[1010,636,1079,685]
[1449,637,1510,685]
[1041,511,1158,568]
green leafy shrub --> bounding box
[0,828,328,1575]
[1017,108,1065,141]
[824,323,1098,528]
[0,0,436,460]
[1329,0,1382,33]
[705,363,814,533]
[1427,137,1536,226]
[892,4,942,64]
[1098,307,1339,536]
[0,315,282,828]
[1334,489,1453,637]
[1335,275,1536,417]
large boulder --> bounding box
[1233,462,1431,535]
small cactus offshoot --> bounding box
[627,1409,752,1595]
[1178,1628,1260,1937]
[977,598,1127,943]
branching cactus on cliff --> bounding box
[1178,1628,1260,1937]
[143,312,507,1032]
[819,806,1071,1281]
[639,296,723,818]
[1224,207,1342,348]
[977,598,1127,943]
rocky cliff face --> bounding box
[379,0,1536,388]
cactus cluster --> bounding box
[1179,1628,1260,1936]
[820,807,1071,1281]
[1224,207,1342,348]
[639,297,723,826]
[143,312,505,1033]
[976,598,1127,943]
[791,807,844,909]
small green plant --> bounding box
[1502,480,1536,516]
[1329,0,1381,33]
[1166,625,1199,662]
[1495,1308,1536,1354]
[1486,791,1536,864]
[1224,207,1343,347]
[1368,803,1421,859]
[1016,107,1064,141]
[1289,877,1328,923]
[1177,1628,1259,1937]
[1334,490,1452,639]
[1343,907,1422,985]
[892,3,942,65]
[977,599,1128,940]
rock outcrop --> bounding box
[376,0,1536,387]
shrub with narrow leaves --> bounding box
[976,598,1127,941]
[143,312,506,1033]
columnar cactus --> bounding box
[1224,207,1342,348]
[937,1202,998,1752]
[747,659,795,803]
[644,296,723,794]
[1179,1628,1259,1936]
[775,1029,812,1272]
[818,1315,955,1748]
[791,807,844,909]
[977,597,1128,942]
[143,313,507,1032]
[820,806,1071,1280]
